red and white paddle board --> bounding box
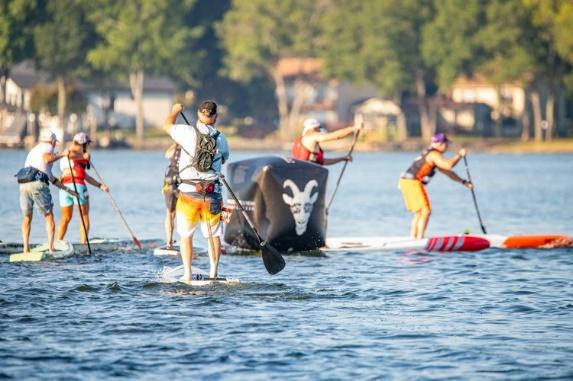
[324,235,490,253]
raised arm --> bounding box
[162,103,183,134]
[308,126,359,144]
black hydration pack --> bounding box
[188,124,220,172]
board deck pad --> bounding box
[9,241,74,262]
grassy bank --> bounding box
[122,128,573,154]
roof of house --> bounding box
[76,75,177,93]
[8,61,176,92]
[9,62,48,89]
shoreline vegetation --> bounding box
[123,135,573,154]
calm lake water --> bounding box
[1,149,573,380]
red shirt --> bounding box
[60,158,89,185]
[291,137,324,165]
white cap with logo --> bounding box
[302,118,326,135]
[73,132,91,144]
[39,129,58,143]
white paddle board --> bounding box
[159,265,239,286]
[9,241,75,262]
[153,244,180,256]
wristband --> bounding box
[461,179,468,185]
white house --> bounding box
[80,76,177,130]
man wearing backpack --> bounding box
[162,101,229,282]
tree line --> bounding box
[1,0,572,142]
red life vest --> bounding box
[61,159,89,185]
[291,137,325,165]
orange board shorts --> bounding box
[176,192,222,238]
[398,178,431,212]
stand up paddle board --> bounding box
[159,265,239,286]
[9,241,75,262]
[324,235,490,253]
[0,241,25,255]
[153,244,180,256]
[75,238,123,254]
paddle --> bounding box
[220,174,286,275]
[179,111,191,126]
[66,155,92,255]
[463,155,487,234]
[89,161,143,249]
[326,118,363,214]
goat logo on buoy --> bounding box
[282,179,319,235]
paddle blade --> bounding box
[132,236,143,249]
[261,242,285,275]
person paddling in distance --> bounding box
[291,118,363,165]
[399,133,473,239]
[15,130,77,253]
[162,143,181,249]
[57,132,109,243]
[162,101,230,281]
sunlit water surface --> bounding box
[1,149,572,380]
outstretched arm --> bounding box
[84,173,109,192]
[310,126,359,144]
[323,155,352,166]
[43,148,69,165]
[438,168,473,188]
[162,103,183,134]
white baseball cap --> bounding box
[73,132,91,144]
[302,118,326,135]
[39,129,58,143]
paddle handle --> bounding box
[219,174,264,244]
[463,156,487,234]
[67,155,92,254]
[179,111,191,125]
[326,127,361,213]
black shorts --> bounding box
[163,186,178,212]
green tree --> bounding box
[519,0,570,141]
[473,0,538,140]
[0,0,38,104]
[555,1,573,100]
[87,0,201,142]
[422,0,484,90]
[33,0,93,130]
[218,0,327,138]
[319,0,435,141]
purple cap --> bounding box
[431,132,450,144]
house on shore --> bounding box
[0,62,177,147]
[275,57,379,130]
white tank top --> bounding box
[24,142,55,180]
